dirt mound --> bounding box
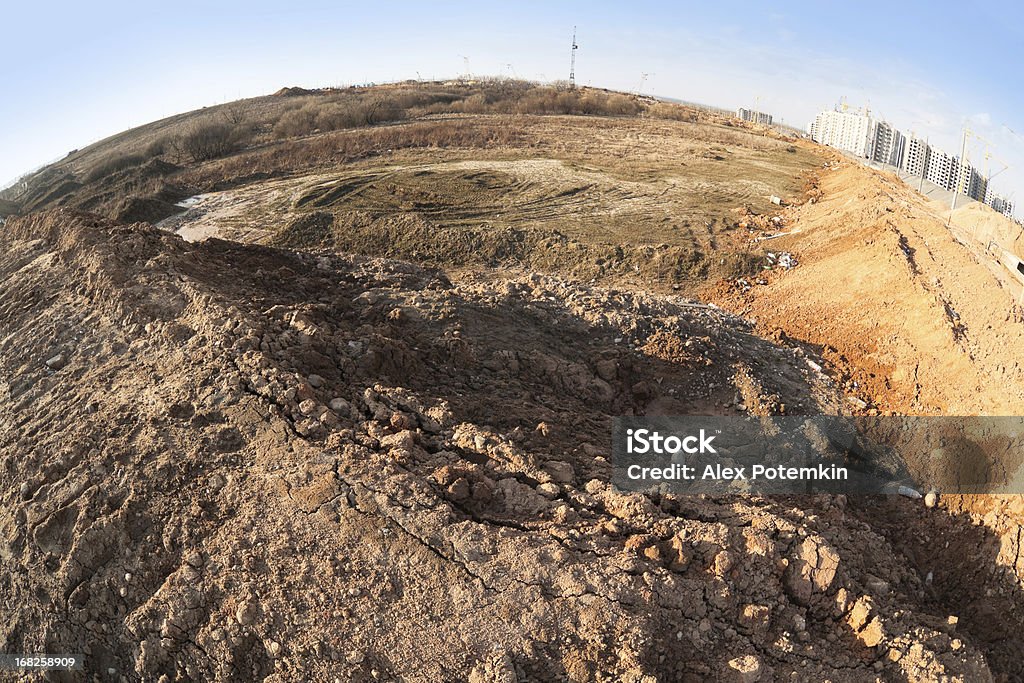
[272,209,733,287]
[274,87,317,97]
[941,199,1024,261]
[712,158,1024,416]
[113,196,183,224]
[2,210,1022,681]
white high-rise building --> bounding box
[902,137,930,177]
[925,150,955,189]
[989,195,1015,217]
[952,158,971,196]
[871,122,905,167]
[949,159,988,201]
[737,108,772,126]
[809,108,877,158]
[969,169,988,202]
[810,103,1009,208]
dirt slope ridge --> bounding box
[2,210,1022,681]
[718,160,1024,415]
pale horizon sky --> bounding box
[3,1,1023,204]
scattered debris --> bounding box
[897,485,923,499]
[765,251,798,270]
[846,395,868,410]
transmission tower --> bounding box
[637,72,654,94]
[569,27,578,89]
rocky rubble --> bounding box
[0,210,1021,681]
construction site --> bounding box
[2,76,1024,682]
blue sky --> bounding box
[3,1,1023,201]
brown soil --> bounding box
[155,114,817,295]
[2,210,1020,681]
[709,156,1024,416]
[4,85,1024,682]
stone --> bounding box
[924,490,938,508]
[726,654,763,682]
[595,359,618,381]
[447,478,470,502]
[847,595,874,631]
[739,604,771,632]
[380,430,416,451]
[784,535,840,605]
[713,550,735,577]
[235,600,259,626]
[543,460,575,484]
[846,395,868,410]
[536,482,560,499]
[307,374,325,388]
[865,574,890,596]
[328,397,351,413]
[858,617,885,647]
[45,354,66,370]
[296,382,316,401]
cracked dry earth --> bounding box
[2,210,1024,682]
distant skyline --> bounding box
[3,1,1023,202]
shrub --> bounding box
[648,103,698,122]
[85,153,148,183]
[178,121,247,162]
[145,137,170,158]
[181,119,524,187]
[509,87,644,117]
[273,96,410,139]
[273,106,319,138]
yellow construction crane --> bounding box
[948,126,1013,226]
[971,129,1012,185]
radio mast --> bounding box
[569,27,578,89]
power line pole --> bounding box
[637,72,653,94]
[569,27,578,89]
[949,126,969,227]
[919,136,929,194]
